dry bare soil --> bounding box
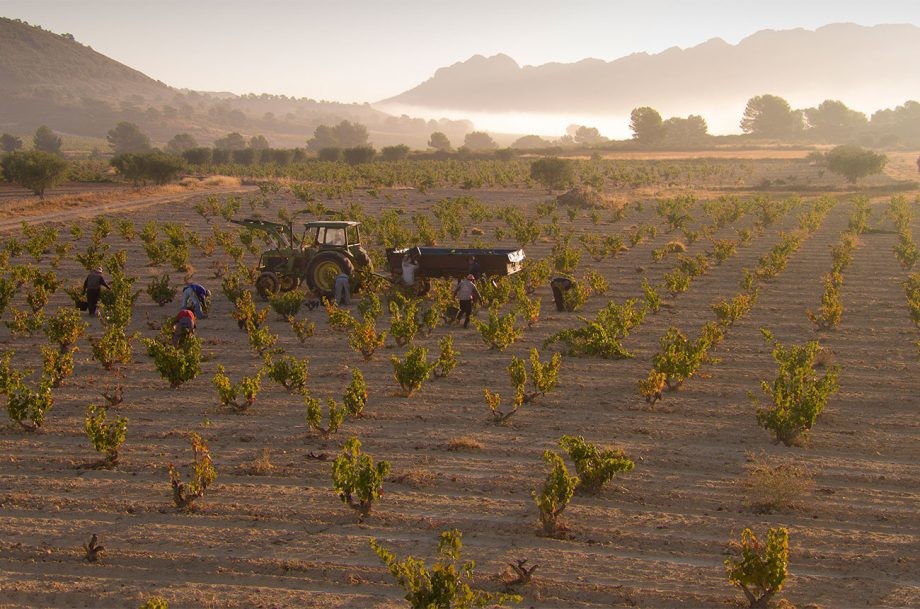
[0,162,918,609]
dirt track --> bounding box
[0,183,258,233]
[0,179,917,608]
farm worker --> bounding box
[82,267,109,317]
[180,282,210,318]
[173,307,196,347]
[467,255,482,279]
[402,251,420,286]
[452,274,481,329]
[334,272,351,305]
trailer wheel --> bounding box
[255,272,280,300]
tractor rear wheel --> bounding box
[305,251,353,298]
[255,272,280,300]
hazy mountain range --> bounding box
[380,23,920,129]
[1,17,918,145]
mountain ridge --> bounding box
[380,23,920,117]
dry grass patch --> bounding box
[390,468,439,488]
[237,448,274,476]
[743,452,813,513]
[445,436,484,451]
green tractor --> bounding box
[231,218,372,299]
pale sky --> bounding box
[2,0,919,104]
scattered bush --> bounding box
[637,370,666,405]
[143,332,202,388]
[331,436,390,517]
[725,527,789,609]
[389,293,420,346]
[40,344,74,388]
[348,316,388,360]
[43,306,87,352]
[559,435,633,494]
[545,298,645,359]
[755,330,839,446]
[343,368,367,417]
[146,273,177,306]
[168,432,217,510]
[85,403,128,466]
[269,289,306,318]
[433,334,459,378]
[391,346,435,397]
[371,529,520,609]
[261,353,309,393]
[533,450,578,536]
[305,395,345,438]
[212,365,262,412]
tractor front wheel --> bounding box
[255,272,280,300]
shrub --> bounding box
[232,290,266,329]
[168,432,217,510]
[269,289,305,318]
[348,316,388,360]
[544,298,645,359]
[512,282,541,326]
[343,368,367,417]
[652,324,721,390]
[533,450,578,536]
[391,346,435,397]
[433,334,458,378]
[246,322,277,355]
[212,365,262,412]
[713,292,755,327]
[305,395,345,437]
[370,529,520,609]
[637,370,666,405]
[641,278,661,314]
[0,276,16,317]
[91,325,136,371]
[485,388,518,423]
[664,269,691,295]
[43,306,87,352]
[474,306,521,350]
[143,332,201,388]
[357,291,383,321]
[5,376,53,431]
[261,353,309,393]
[894,233,918,270]
[711,238,737,263]
[755,331,839,446]
[85,403,128,466]
[331,437,390,517]
[561,281,590,312]
[583,268,609,296]
[146,273,177,306]
[40,344,74,388]
[559,435,634,494]
[389,293,420,346]
[725,527,789,609]
[325,299,359,331]
[509,348,563,405]
[287,315,315,343]
[807,273,842,330]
